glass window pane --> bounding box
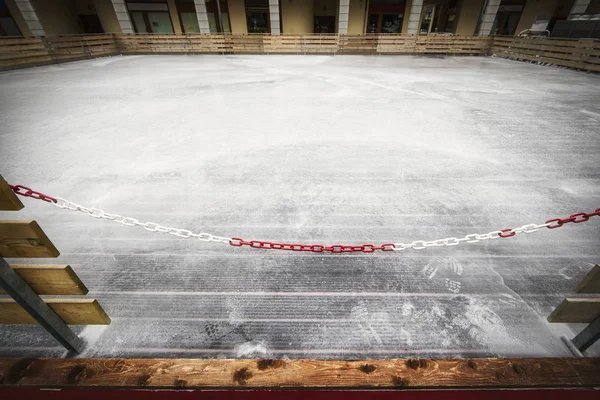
[247,12,269,33]
[147,11,174,33]
[131,11,148,33]
[367,14,378,33]
[221,13,230,33]
[208,12,218,33]
[0,16,21,36]
[381,14,401,33]
[181,12,200,32]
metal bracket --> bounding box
[0,257,85,353]
[572,314,600,353]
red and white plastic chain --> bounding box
[8,183,600,254]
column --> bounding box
[13,0,45,36]
[194,0,211,33]
[111,0,135,33]
[406,0,424,35]
[269,0,280,34]
[569,0,591,18]
[338,0,349,34]
[476,0,501,35]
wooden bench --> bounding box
[548,264,600,355]
[0,175,110,353]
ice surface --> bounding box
[0,55,599,358]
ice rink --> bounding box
[0,54,599,358]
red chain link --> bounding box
[229,238,396,253]
[9,184,57,203]
[543,208,600,230]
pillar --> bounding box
[13,0,44,36]
[476,0,501,35]
[193,0,211,33]
[406,0,423,34]
[110,0,134,33]
[338,0,349,34]
[569,0,591,17]
[269,0,280,34]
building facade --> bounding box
[1,0,599,36]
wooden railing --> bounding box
[114,33,492,55]
[490,36,600,72]
[1,33,599,73]
[0,34,118,70]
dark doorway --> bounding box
[367,0,405,34]
[314,16,335,33]
[79,14,104,33]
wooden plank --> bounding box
[0,299,110,325]
[547,298,600,323]
[0,221,59,258]
[0,50,50,61]
[0,43,46,51]
[0,264,88,295]
[0,55,52,69]
[577,265,600,294]
[0,175,23,211]
[0,358,598,389]
[0,37,44,45]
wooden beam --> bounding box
[0,358,598,389]
[547,298,600,323]
[0,264,88,295]
[0,299,111,325]
[577,265,600,294]
[0,175,24,211]
[0,221,59,258]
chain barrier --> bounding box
[8,183,600,254]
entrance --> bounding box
[314,16,335,33]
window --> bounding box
[419,0,461,34]
[367,0,405,34]
[491,0,526,36]
[127,1,174,33]
[0,0,22,36]
[245,0,270,33]
[206,0,231,33]
[175,0,199,33]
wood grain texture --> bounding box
[547,298,600,323]
[0,264,88,295]
[577,265,600,294]
[0,175,23,211]
[0,358,598,389]
[0,221,59,258]
[0,299,110,325]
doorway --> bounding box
[366,0,405,34]
[314,16,335,33]
[491,0,526,36]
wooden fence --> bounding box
[0,34,118,70]
[114,34,492,55]
[490,36,600,72]
[1,33,599,72]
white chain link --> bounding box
[392,222,551,251]
[52,197,232,245]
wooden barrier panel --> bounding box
[0,34,118,71]
[547,298,600,323]
[0,298,111,325]
[0,221,60,258]
[0,358,598,389]
[490,36,600,72]
[577,264,600,294]
[0,264,88,295]
[0,36,51,70]
[0,176,23,211]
